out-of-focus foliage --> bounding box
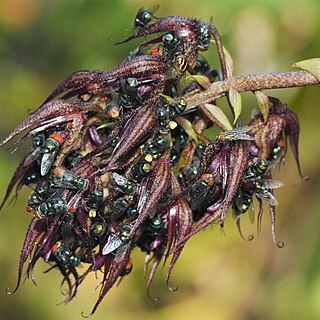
[0,1,319,319]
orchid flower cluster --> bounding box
[1,7,311,317]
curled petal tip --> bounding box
[6,287,14,295]
[147,291,159,302]
[276,240,285,249]
[167,282,179,292]
[81,311,93,319]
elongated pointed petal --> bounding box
[220,142,248,226]
[43,70,102,104]
[107,104,157,170]
[7,219,45,294]
[0,100,99,147]
[129,153,171,237]
[268,204,284,248]
[83,247,132,317]
[271,97,307,179]
[0,153,37,210]
[146,250,163,301]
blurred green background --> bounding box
[0,0,319,319]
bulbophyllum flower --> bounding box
[1,7,314,317]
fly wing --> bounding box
[256,191,279,206]
[263,179,284,189]
[112,172,128,187]
[220,126,254,141]
[40,153,56,176]
[102,234,123,255]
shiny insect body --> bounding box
[173,54,188,74]
[32,132,46,149]
[102,224,132,255]
[27,186,48,208]
[235,178,283,216]
[162,33,184,57]
[268,138,286,164]
[185,164,199,181]
[40,134,64,176]
[233,189,254,215]
[175,131,189,151]
[243,158,269,181]
[156,99,187,135]
[189,173,215,199]
[169,98,187,117]
[234,158,281,215]
[125,206,138,221]
[119,77,139,108]
[157,105,171,134]
[52,241,80,268]
[146,216,165,236]
[141,135,170,159]
[178,164,199,185]
[112,173,138,195]
[86,191,103,210]
[194,56,221,81]
[119,257,133,276]
[34,198,68,219]
[51,168,89,191]
[157,105,170,121]
[134,5,159,30]
[24,172,41,187]
[91,221,108,238]
[111,195,136,221]
[29,132,46,163]
[60,212,76,240]
[197,22,212,51]
[253,179,283,206]
[130,160,151,182]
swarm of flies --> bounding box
[0,6,306,316]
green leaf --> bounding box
[293,58,320,82]
[228,87,242,124]
[203,103,233,131]
[223,46,234,78]
[210,40,234,78]
[175,116,198,143]
[254,91,270,122]
[159,94,175,104]
[185,75,211,89]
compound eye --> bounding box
[126,77,138,88]
[162,33,174,44]
[92,222,107,238]
[142,11,152,22]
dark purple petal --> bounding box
[107,103,157,170]
[129,152,171,237]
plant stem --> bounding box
[186,70,319,108]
